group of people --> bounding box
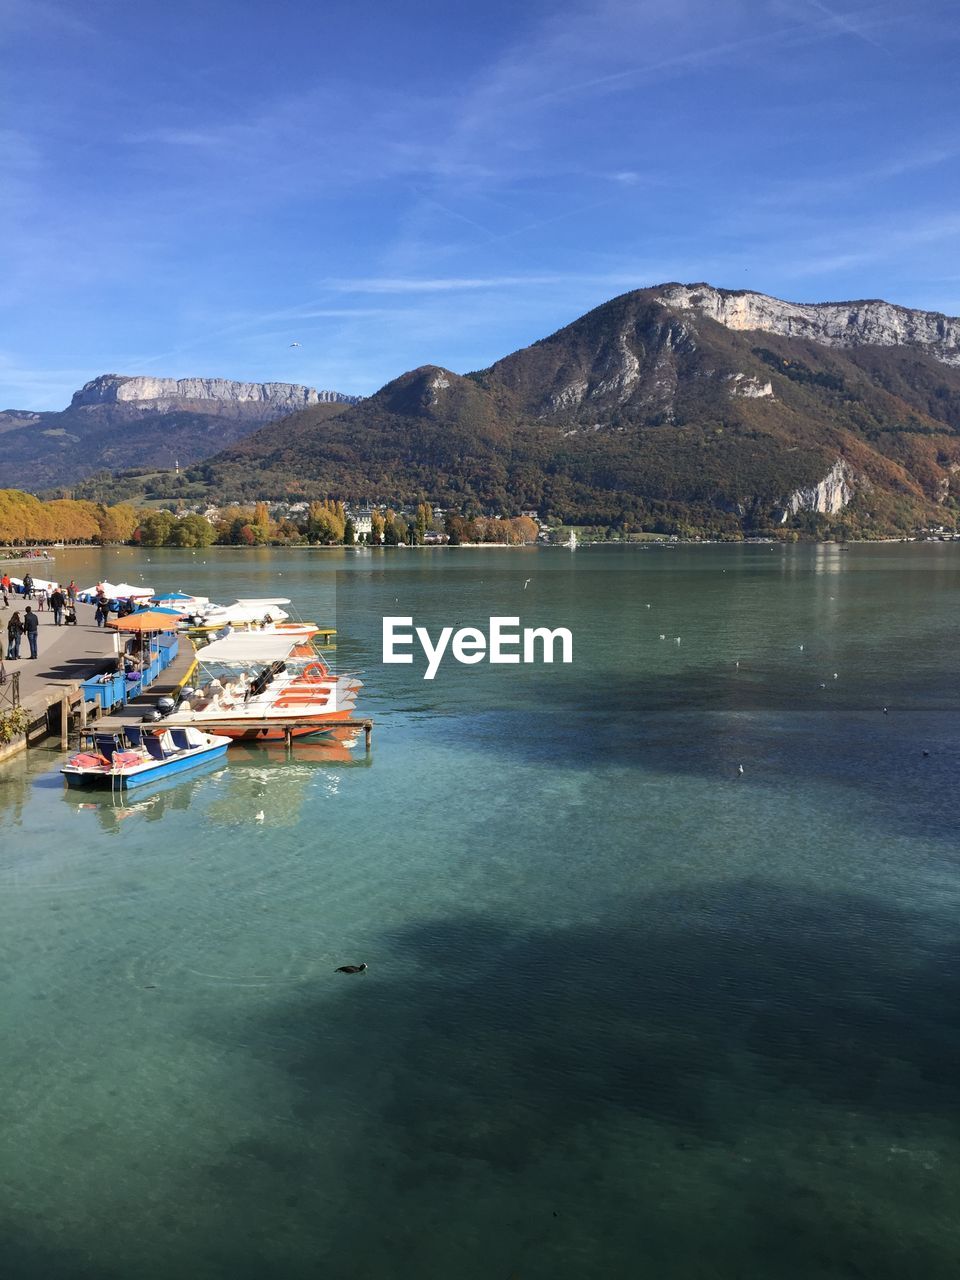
[5,607,39,660]
[2,574,80,661]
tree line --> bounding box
[0,489,139,545]
[1,490,543,549]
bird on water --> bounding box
[335,963,368,974]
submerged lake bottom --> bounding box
[1,543,959,1279]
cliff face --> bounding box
[2,374,358,490]
[656,284,960,367]
[781,459,855,523]
[70,375,357,412]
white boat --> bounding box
[183,597,292,630]
[160,632,362,743]
[62,726,231,789]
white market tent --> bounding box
[10,575,58,594]
[79,581,155,600]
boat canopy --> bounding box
[197,633,296,664]
[154,591,209,605]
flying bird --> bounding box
[289,341,301,348]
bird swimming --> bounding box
[335,963,368,974]
[524,579,531,589]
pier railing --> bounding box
[0,669,20,710]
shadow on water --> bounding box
[260,879,960,1142]
[169,879,960,1280]
[0,1229,125,1280]
[427,664,960,845]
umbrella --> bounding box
[106,611,180,632]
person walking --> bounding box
[50,586,65,625]
[23,606,39,659]
[1,572,11,606]
[67,579,77,605]
[22,571,34,599]
[94,591,108,628]
[6,611,23,659]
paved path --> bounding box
[1,598,117,719]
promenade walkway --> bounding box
[2,599,117,723]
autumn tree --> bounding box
[307,499,346,544]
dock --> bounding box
[0,603,374,761]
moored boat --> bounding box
[159,632,363,742]
[62,726,231,789]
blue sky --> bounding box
[2,0,959,409]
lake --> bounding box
[1,543,959,1279]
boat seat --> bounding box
[94,735,119,762]
[169,729,192,752]
[144,735,168,762]
[124,725,144,748]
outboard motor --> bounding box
[142,708,162,723]
[156,696,176,718]
[178,686,196,703]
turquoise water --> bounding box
[1,544,959,1278]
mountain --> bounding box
[1,375,359,491]
[191,284,960,536]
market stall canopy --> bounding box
[106,611,180,632]
[197,633,296,664]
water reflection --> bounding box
[63,758,229,833]
[59,728,370,833]
[207,730,370,827]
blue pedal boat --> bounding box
[62,725,232,790]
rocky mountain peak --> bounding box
[70,374,331,412]
[654,283,960,366]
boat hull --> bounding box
[171,715,352,741]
